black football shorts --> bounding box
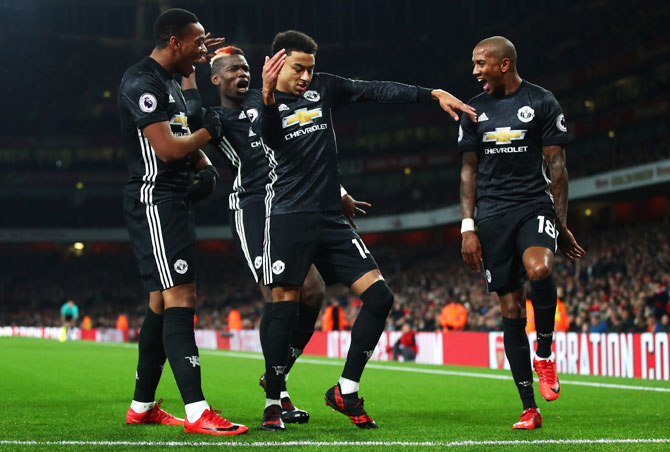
[262,211,379,287]
[124,196,196,292]
[229,202,265,284]
[477,203,557,293]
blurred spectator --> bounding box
[82,315,93,330]
[322,300,348,331]
[659,314,670,333]
[116,314,128,332]
[589,311,608,333]
[387,323,417,362]
[227,307,242,331]
[440,301,467,332]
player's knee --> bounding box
[163,283,196,308]
[361,280,394,318]
[501,301,524,318]
[498,289,525,318]
[527,264,552,281]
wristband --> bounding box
[461,218,475,234]
[340,186,348,197]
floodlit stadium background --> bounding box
[1,1,669,378]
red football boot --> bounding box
[324,384,377,429]
[125,399,184,425]
[533,353,561,401]
[261,405,286,431]
[184,407,248,435]
[512,407,542,430]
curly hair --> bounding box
[271,30,318,56]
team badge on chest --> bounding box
[303,90,320,102]
[517,106,535,123]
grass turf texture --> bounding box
[1,337,669,452]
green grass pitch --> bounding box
[1,337,669,451]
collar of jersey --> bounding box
[492,79,526,100]
[146,56,172,80]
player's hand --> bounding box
[557,227,586,260]
[342,194,371,230]
[188,165,219,204]
[431,89,477,123]
[195,33,226,64]
[262,49,286,105]
[461,231,483,272]
[199,107,224,143]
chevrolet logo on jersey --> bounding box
[282,107,323,128]
[483,127,526,145]
[169,112,189,133]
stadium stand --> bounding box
[2,219,668,334]
[1,0,669,340]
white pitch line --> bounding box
[202,350,670,393]
[2,439,670,447]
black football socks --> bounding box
[163,307,205,404]
[263,301,298,400]
[259,302,273,352]
[342,280,394,384]
[530,276,557,358]
[133,308,166,403]
[502,317,536,410]
[286,303,321,374]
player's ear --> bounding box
[211,74,220,86]
[169,35,181,52]
[500,57,511,73]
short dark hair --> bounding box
[154,8,199,49]
[210,46,245,74]
[271,30,318,57]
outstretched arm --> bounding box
[542,145,585,260]
[431,90,477,123]
[329,75,476,122]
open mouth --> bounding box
[477,78,489,92]
[236,79,249,92]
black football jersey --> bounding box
[210,105,269,210]
[458,80,568,221]
[247,72,433,215]
[118,57,194,204]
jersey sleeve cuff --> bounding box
[457,145,477,153]
[417,87,434,103]
[136,113,169,131]
[541,138,568,147]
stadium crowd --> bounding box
[2,220,668,335]
[4,132,669,229]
